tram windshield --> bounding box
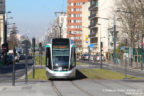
[52,49,69,66]
[52,39,70,70]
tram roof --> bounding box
[45,38,75,48]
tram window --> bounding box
[70,47,76,69]
[46,48,52,69]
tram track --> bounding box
[71,81,93,96]
[50,81,63,96]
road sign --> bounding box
[2,43,8,52]
[121,46,124,50]
[90,44,94,48]
[86,41,88,43]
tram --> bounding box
[45,38,76,79]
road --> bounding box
[0,60,33,83]
[1,60,144,96]
[0,80,144,96]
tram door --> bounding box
[46,47,52,69]
[70,47,76,69]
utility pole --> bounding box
[54,11,66,38]
[100,42,103,69]
[113,15,117,64]
[39,43,42,67]
[129,13,133,67]
[32,38,36,79]
[24,40,29,83]
[59,25,62,38]
[54,26,57,38]
[12,47,16,86]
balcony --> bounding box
[89,2,98,11]
[89,13,98,20]
[89,32,98,38]
[89,22,98,29]
[90,37,98,44]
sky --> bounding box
[6,0,67,40]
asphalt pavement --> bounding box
[0,59,33,83]
[0,80,144,96]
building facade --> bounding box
[52,13,67,39]
[0,14,4,45]
[0,0,5,45]
[89,0,116,55]
[82,2,90,54]
[67,0,88,53]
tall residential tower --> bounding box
[67,0,88,53]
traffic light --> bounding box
[32,38,35,48]
[32,38,35,52]
[13,47,16,56]
[39,43,42,54]
[100,42,103,52]
[39,43,42,48]
[125,39,127,46]
[100,42,103,49]
[141,40,143,49]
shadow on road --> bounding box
[75,70,87,80]
[0,63,33,74]
[123,79,144,83]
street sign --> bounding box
[2,46,6,51]
[90,44,94,48]
[121,46,124,50]
[2,43,8,52]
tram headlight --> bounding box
[55,63,59,66]
[58,67,62,71]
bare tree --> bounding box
[117,0,144,47]
[7,23,19,49]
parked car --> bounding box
[15,53,20,62]
[81,54,91,60]
[93,54,105,62]
[89,55,94,61]
[19,55,25,60]
[7,54,13,64]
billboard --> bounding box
[0,0,5,14]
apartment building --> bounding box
[82,2,90,54]
[52,13,67,38]
[0,14,4,45]
[67,0,88,53]
[89,0,116,55]
[0,0,5,45]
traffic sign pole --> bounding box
[24,41,29,83]
[32,38,36,79]
[12,47,16,86]
[100,42,103,69]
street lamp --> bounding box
[117,10,133,67]
[97,17,111,63]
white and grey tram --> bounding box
[45,38,76,79]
